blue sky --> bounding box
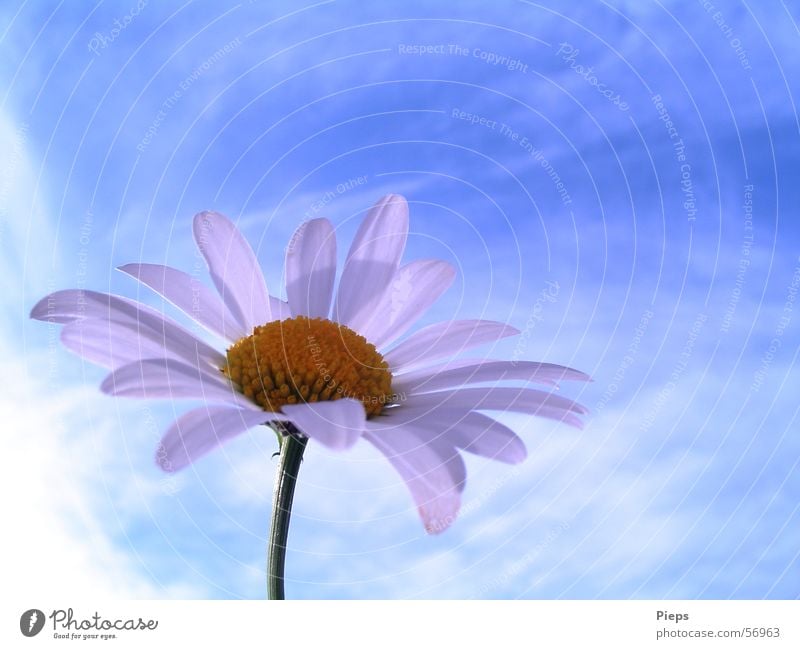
[2,0,798,599]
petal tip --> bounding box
[309,216,334,227]
[567,370,593,383]
[422,507,460,535]
[194,209,220,221]
[375,193,409,220]
[193,210,231,237]
[29,297,48,320]
[507,444,528,465]
[99,374,115,395]
[566,414,586,430]
[154,446,178,473]
[30,293,64,321]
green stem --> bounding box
[267,426,307,600]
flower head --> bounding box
[31,194,589,533]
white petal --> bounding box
[384,319,520,371]
[157,406,270,472]
[101,358,257,409]
[60,319,196,370]
[394,360,591,394]
[445,412,527,464]
[393,357,484,376]
[334,194,408,332]
[358,259,456,347]
[364,424,464,534]
[33,289,224,369]
[400,387,587,427]
[118,263,246,341]
[380,407,526,464]
[193,211,271,332]
[30,288,86,323]
[280,398,365,450]
[285,218,337,318]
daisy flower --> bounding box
[31,194,588,595]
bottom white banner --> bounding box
[3,600,797,648]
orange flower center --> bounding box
[223,317,393,417]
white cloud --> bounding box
[0,110,199,600]
[0,348,200,599]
